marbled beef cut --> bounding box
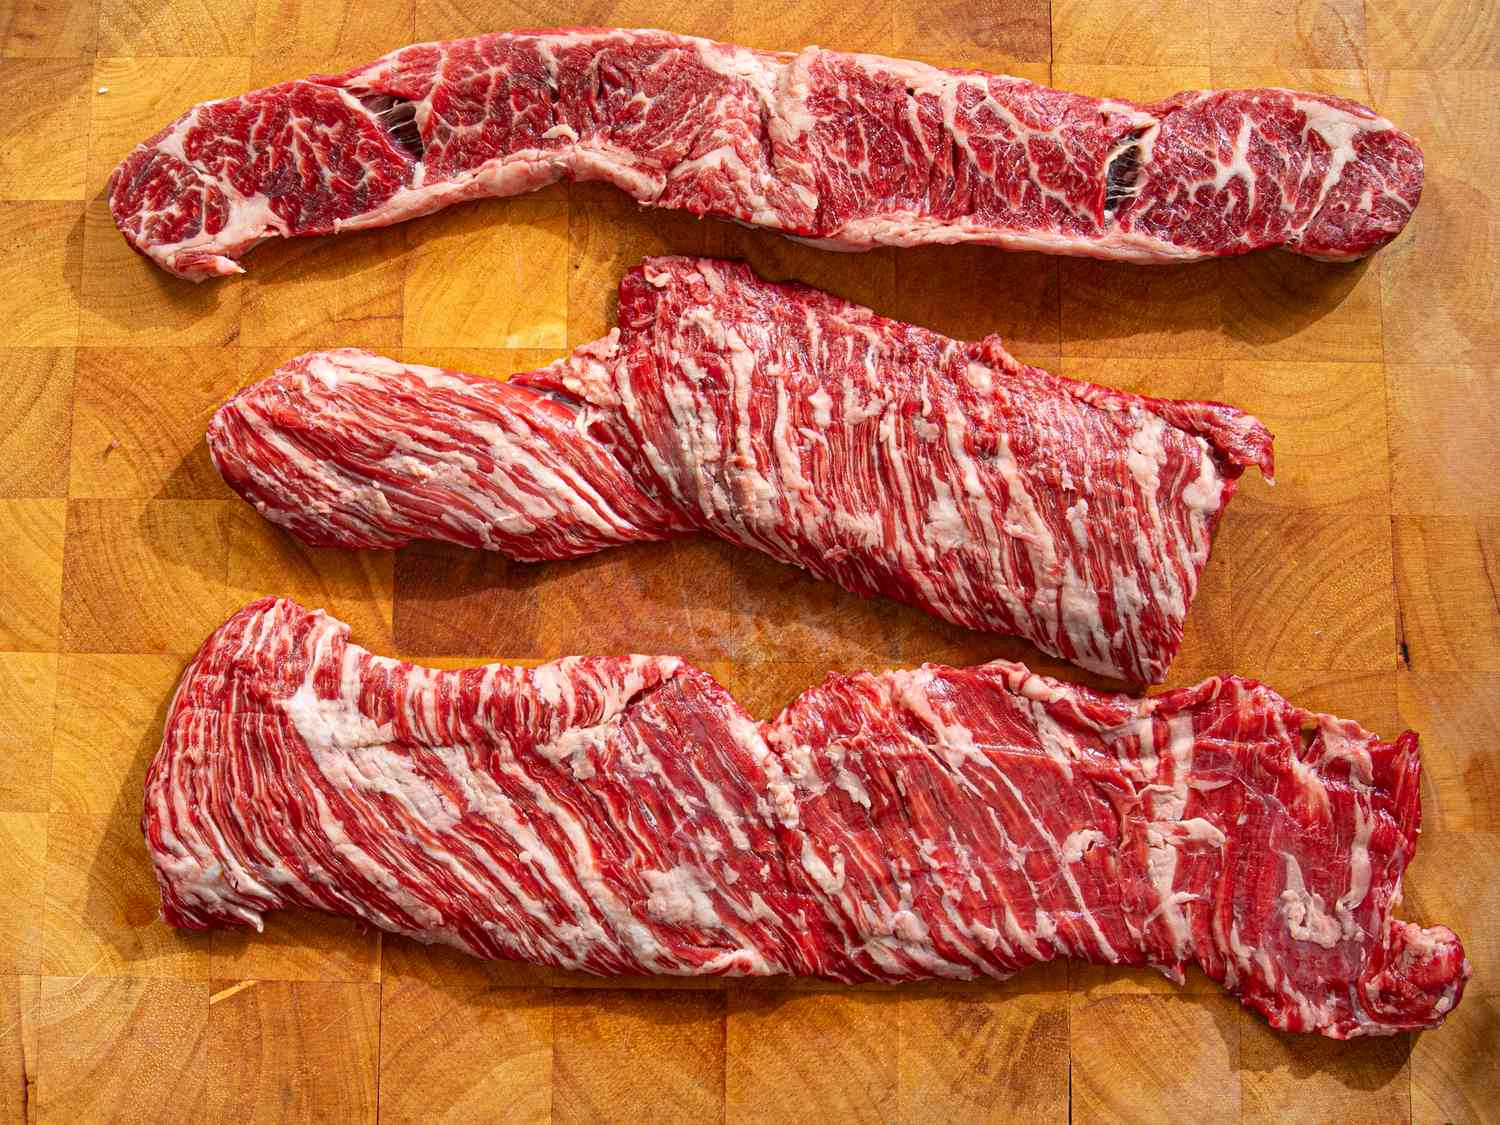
[144,597,1470,1038]
[107,28,1424,280]
[208,257,1274,683]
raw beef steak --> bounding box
[144,597,1470,1038]
[208,257,1273,683]
[107,28,1423,280]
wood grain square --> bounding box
[736,0,892,55]
[1051,63,1212,102]
[0,653,54,813]
[226,504,396,656]
[211,909,380,985]
[720,228,898,326]
[893,0,1049,65]
[1068,962,1223,998]
[381,980,551,1125]
[0,975,37,1124]
[1373,69,1500,367]
[553,989,725,1125]
[97,0,256,56]
[1254,668,1401,738]
[35,976,208,1125]
[205,979,380,1124]
[403,201,568,348]
[1367,0,1500,69]
[394,346,566,380]
[890,246,1060,368]
[0,499,65,652]
[43,810,210,978]
[1059,258,1225,361]
[1387,365,1500,517]
[414,0,732,44]
[0,814,45,974]
[1,0,96,57]
[1399,668,1500,832]
[568,203,728,346]
[0,61,89,201]
[1218,254,1383,364]
[1401,831,1498,988]
[1239,1014,1410,1124]
[726,989,898,1124]
[392,540,543,658]
[60,499,231,655]
[1224,511,1397,673]
[898,992,1068,1123]
[1069,993,1241,1124]
[1412,993,1499,1125]
[241,225,407,350]
[50,653,181,819]
[1051,1,1212,65]
[69,346,237,500]
[1210,0,1367,68]
[0,203,82,347]
[0,349,74,499]
[1392,517,1500,671]
[1221,361,1391,513]
[252,0,416,58]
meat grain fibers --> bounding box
[108,28,1423,279]
[209,256,1272,684]
[145,597,1470,1037]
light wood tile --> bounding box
[380,978,552,1125]
[1373,69,1500,367]
[97,0,257,56]
[0,0,96,56]
[68,347,237,500]
[726,990,899,1124]
[50,653,180,819]
[738,0,893,55]
[1240,1015,1410,1124]
[553,989,725,1125]
[1367,0,1500,69]
[205,979,380,1124]
[0,499,65,652]
[210,909,380,985]
[403,201,568,348]
[1412,994,1500,1125]
[1399,668,1500,833]
[1401,831,1499,990]
[1210,0,1367,68]
[0,62,89,201]
[893,0,1049,65]
[241,225,406,350]
[1050,62,1212,101]
[1069,993,1241,1124]
[43,810,210,978]
[0,976,38,1125]
[0,350,74,500]
[0,204,82,347]
[1393,517,1500,671]
[898,992,1069,1123]
[0,653,54,814]
[1388,365,1500,517]
[415,0,732,43]
[1223,360,1391,513]
[251,0,415,58]
[35,976,208,1124]
[60,499,231,655]
[0,816,45,975]
[1052,1,1213,65]
[1224,511,1398,674]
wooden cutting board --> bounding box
[0,0,1494,1121]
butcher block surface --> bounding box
[0,0,1494,1121]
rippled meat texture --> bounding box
[106,28,1424,280]
[208,256,1272,683]
[145,597,1470,1037]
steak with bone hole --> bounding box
[143,597,1470,1038]
[207,256,1273,683]
[107,28,1424,280]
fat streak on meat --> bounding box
[208,256,1273,683]
[107,27,1424,280]
[144,596,1470,1038]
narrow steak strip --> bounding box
[108,27,1423,280]
[145,597,1470,1037]
[209,257,1272,683]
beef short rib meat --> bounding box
[208,256,1272,683]
[144,597,1470,1037]
[108,28,1423,280]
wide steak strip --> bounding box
[146,597,1469,1038]
[107,28,1424,280]
[209,257,1271,684]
